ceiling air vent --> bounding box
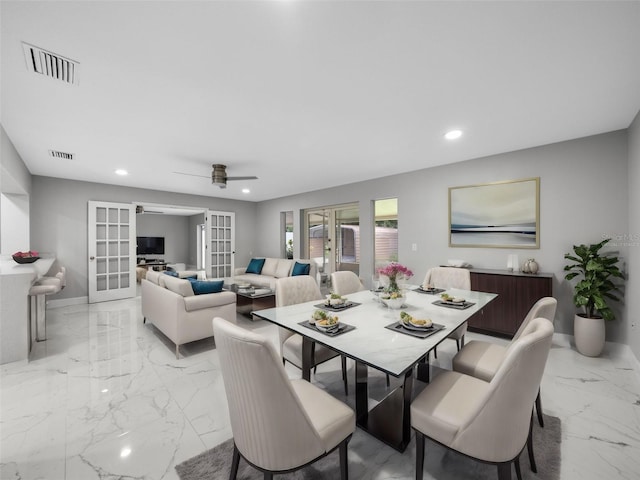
[49,150,74,160]
[23,42,79,85]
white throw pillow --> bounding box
[275,259,294,278]
[261,258,279,277]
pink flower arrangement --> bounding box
[377,262,413,280]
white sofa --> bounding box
[141,269,236,358]
[233,258,317,289]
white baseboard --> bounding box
[47,296,88,308]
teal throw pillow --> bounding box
[164,270,178,277]
[246,258,265,274]
[188,279,224,295]
[292,262,310,276]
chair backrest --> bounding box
[454,317,554,463]
[330,271,365,296]
[212,317,326,471]
[512,296,557,341]
[423,267,471,290]
[276,276,323,307]
[275,276,323,348]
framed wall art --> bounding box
[449,177,540,248]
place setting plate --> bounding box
[385,320,445,339]
[413,286,445,295]
[299,320,355,337]
[313,301,361,312]
[433,299,476,309]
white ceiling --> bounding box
[2,1,640,202]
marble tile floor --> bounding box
[1,296,639,480]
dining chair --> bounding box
[423,266,471,356]
[452,297,557,427]
[275,276,348,395]
[212,317,355,480]
[330,271,365,296]
[411,317,554,480]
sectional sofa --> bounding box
[233,257,317,289]
[141,269,236,358]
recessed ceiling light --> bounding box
[242,188,250,194]
[120,447,132,458]
[115,169,128,176]
[444,130,463,140]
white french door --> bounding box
[206,210,235,278]
[88,201,137,303]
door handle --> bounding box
[90,256,95,260]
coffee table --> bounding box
[235,287,276,318]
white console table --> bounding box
[0,254,56,364]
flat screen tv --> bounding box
[137,236,165,255]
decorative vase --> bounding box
[522,261,530,273]
[574,313,605,357]
[383,296,404,309]
[528,259,539,274]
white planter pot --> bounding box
[574,313,605,357]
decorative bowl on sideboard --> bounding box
[12,255,40,264]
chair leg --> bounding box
[497,463,512,480]
[143,317,146,324]
[263,473,273,480]
[433,346,438,359]
[342,356,348,396]
[535,388,544,427]
[455,339,460,351]
[175,344,180,359]
[514,457,523,480]
[339,437,349,480]
[460,335,465,349]
[230,443,240,480]
[415,431,425,480]
[386,373,390,387]
[527,411,537,473]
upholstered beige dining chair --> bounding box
[330,271,365,296]
[452,297,557,427]
[212,317,355,480]
[423,267,471,355]
[411,317,554,480]
[275,276,348,395]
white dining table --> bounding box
[253,286,497,452]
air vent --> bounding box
[49,150,74,160]
[23,43,79,85]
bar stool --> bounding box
[29,280,61,342]
[30,267,66,342]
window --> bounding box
[374,198,398,271]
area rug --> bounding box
[176,414,561,480]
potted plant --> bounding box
[564,238,624,356]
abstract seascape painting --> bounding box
[449,177,540,248]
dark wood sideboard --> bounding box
[468,269,553,338]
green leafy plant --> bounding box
[564,238,624,320]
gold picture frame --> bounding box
[449,177,540,249]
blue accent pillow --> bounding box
[187,279,224,295]
[246,258,265,274]
[292,262,310,276]
[164,270,178,277]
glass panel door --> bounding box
[207,210,235,278]
[88,201,136,303]
[334,205,360,275]
[307,209,329,281]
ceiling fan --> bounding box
[173,164,258,189]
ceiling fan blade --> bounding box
[226,176,258,181]
[172,171,210,178]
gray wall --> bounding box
[135,214,189,264]
[30,176,258,300]
[627,111,640,360]
[256,131,631,340]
